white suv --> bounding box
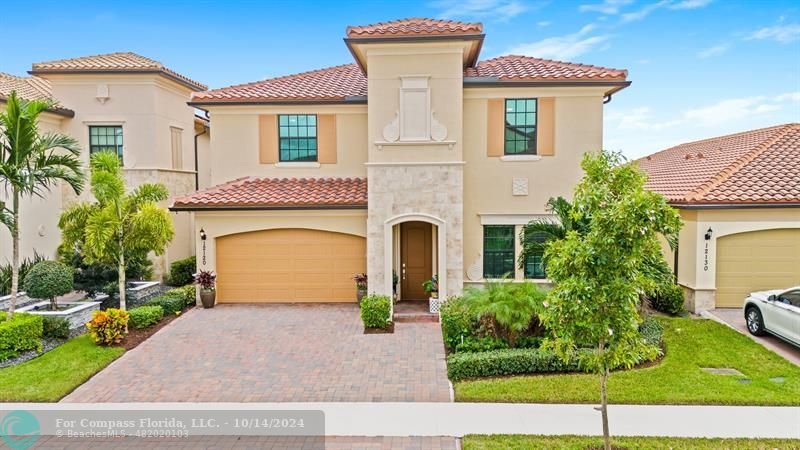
[744,287,800,348]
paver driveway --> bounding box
[62,304,451,402]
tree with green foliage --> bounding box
[541,150,681,450]
[59,151,174,311]
[0,91,84,318]
[23,261,73,310]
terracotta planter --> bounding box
[199,289,216,309]
[356,287,367,304]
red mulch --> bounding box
[364,322,394,334]
[120,308,193,350]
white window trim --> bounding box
[500,154,542,162]
[274,162,321,169]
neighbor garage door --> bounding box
[716,228,800,308]
[216,229,366,303]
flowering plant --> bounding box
[194,270,217,291]
[353,273,368,289]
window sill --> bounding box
[500,154,541,162]
[374,140,456,150]
[274,162,321,168]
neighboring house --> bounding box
[172,18,630,304]
[0,53,210,277]
[639,123,800,312]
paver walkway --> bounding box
[62,304,450,402]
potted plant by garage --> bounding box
[194,270,216,308]
[353,273,368,304]
[422,275,439,313]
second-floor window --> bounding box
[89,125,123,164]
[505,99,537,155]
[278,114,317,162]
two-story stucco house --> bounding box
[0,53,210,276]
[171,18,630,306]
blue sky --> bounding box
[3,0,799,158]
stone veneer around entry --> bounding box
[366,163,464,298]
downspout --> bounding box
[193,112,209,191]
[603,94,613,104]
[673,242,679,282]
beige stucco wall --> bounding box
[195,120,212,189]
[461,88,606,282]
[671,207,800,311]
[192,210,367,274]
[0,109,66,263]
[205,105,368,185]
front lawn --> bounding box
[463,435,800,450]
[0,335,124,402]
[455,317,800,405]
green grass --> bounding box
[463,435,800,450]
[0,335,124,402]
[455,317,800,405]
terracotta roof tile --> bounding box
[192,64,366,104]
[0,72,74,116]
[465,55,628,81]
[171,177,368,209]
[30,52,207,91]
[346,18,482,38]
[638,123,800,205]
[192,56,627,103]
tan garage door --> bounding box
[216,229,366,303]
[716,228,800,308]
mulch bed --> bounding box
[364,322,394,334]
[120,308,192,350]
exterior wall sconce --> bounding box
[199,228,207,265]
[704,227,713,241]
[200,228,207,241]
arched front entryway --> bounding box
[216,228,366,303]
[384,213,447,316]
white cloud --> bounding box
[669,0,712,10]
[579,0,633,15]
[683,93,798,126]
[432,0,529,21]
[507,24,611,60]
[620,1,670,23]
[747,23,800,44]
[537,21,551,27]
[696,44,728,58]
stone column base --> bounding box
[682,286,716,313]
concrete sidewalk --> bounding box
[9,403,800,439]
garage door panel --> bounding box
[217,228,366,303]
[716,229,800,308]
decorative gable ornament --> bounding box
[382,111,400,142]
[430,110,447,142]
[96,83,110,104]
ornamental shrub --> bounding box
[0,313,43,361]
[168,256,196,287]
[440,296,479,351]
[465,280,547,347]
[360,294,391,329]
[447,348,584,381]
[42,316,70,339]
[128,305,164,329]
[640,316,664,347]
[23,261,73,310]
[145,294,184,315]
[164,285,196,308]
[86,308,129,345]
[650,283,685,315]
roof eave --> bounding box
[0,96,75,118]
[29,69,207,92]
[170,204,368,212]
[187,97,368,107]
[671,201,800,209]
[344,33,486,74]
[464,78,631,94]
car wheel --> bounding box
[745,306,766,336]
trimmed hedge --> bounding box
[23,261,73,304]
[360,294,391,329]
[0,313,44,361]
[145,294,184,316]
[164,285,196,308]
[651,283,685,315]
[42,316,70,339]
[447,348,582,381]
[128,305,164,329]
[168,256,196,287]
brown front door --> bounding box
[400,221,433,301]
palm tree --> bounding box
[0,92,84,317]
[59,151,174,311]
[517,196,590,271]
